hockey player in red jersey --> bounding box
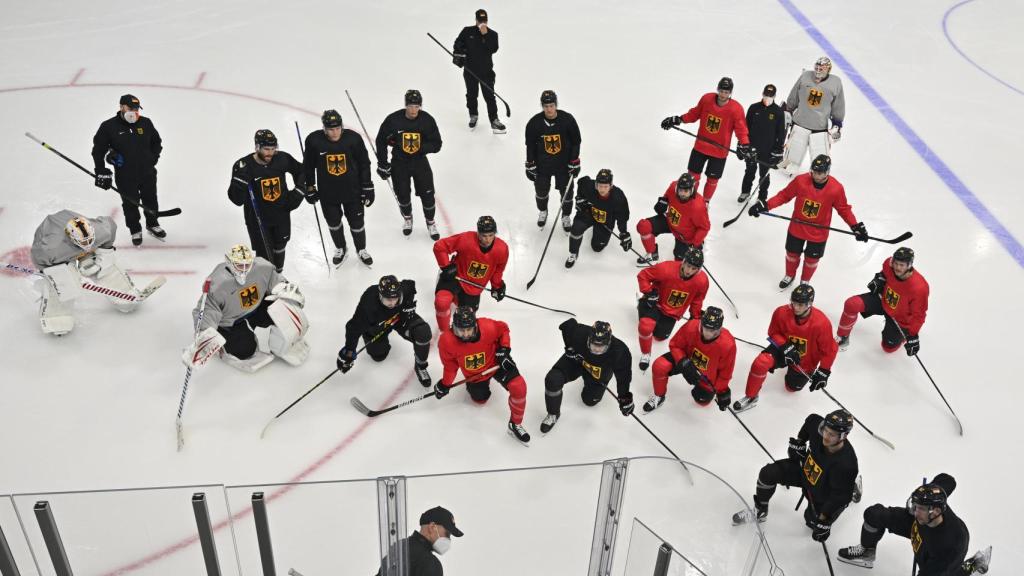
[435,306,530,443]
[636,173,711,263]
[433,215,508,331]
[644,306,736,413]
[734,284,838,412]
[661,77,753,203]
[835,247,928,355]
[636,246,709,372]
[748,154,867,288]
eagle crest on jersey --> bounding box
[801,199,822,219]
[787,335,808,357]
[239,285,260,309]
[884,286,901,309]
[667,206,682,226]
[690,348,710,372]
[910,523,923,553]
[464,352,486,370]
[807,89,824,107]
[705,114,722,134]
[326,154,347,176]
[136,127,144,135]
[590,206,608,224]
[803,454,824,485]
[467,261,489,279]
[261,177,282,202]
[401,132,421,154]
[582,360,602,380]
[667,289,689,308]
[543,134,562,155]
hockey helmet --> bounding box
[378,275,402,308]
[820,409,854,438]
[681,246,704,272]
[588,321,612,355]
[814,57,833,80]
[65,217,96,251]
[322,109,343,129]
[701,307,725,332]
[226,244,255,284]
[451,306,479,341]
[596,168,613,185]
[540,90,558,106]
[254,129,278,149]
[893,247,915,267]
[811,154,831,174]
[908,482,948,517]
[477,215,497,235]
[791,283,815,305]
[405,89,423,106]
[717,77,734,92]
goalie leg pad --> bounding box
[782,125,811,171]
[93,256,140,313]
[808,131,831,161]
[221,350,274,373]
[36,278,75,335]
[258,300,311,365]
[43,263,81,302]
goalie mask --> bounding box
[65,217,96,251]
[814,57,832,80]
[226,244,255,285]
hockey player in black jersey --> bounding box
[838,474,990,575]
[227,129,306,272]
[540,319,634,433]
[302,109,375,267]
[524,90,582,231]
[733,410,859,544]
[565,168,631,268]
[375,90,443,239]
[337,275,433,387]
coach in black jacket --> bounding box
[739,84,786,203]
[453,9,501,129]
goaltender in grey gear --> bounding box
[30,209,152,336]
[184,251,310,372]
[781,59,845,174]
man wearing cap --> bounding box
[376,506,463,576]
[452,9,504,134]
[91,94,164,246]
[738,84,786,204]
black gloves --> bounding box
[619,231,632,252]
[748,199,768,217]
[715,388,731,411]
[904,334,920,356]
[618,392,635,416]
[654,197,669,215]
[304,184,319,204]
[337,347,357,373]
[867,271,886,295]
[440,263,457,281]
[809,367,830,391]
[95,167,113,190]
[490,281,506,302]
[525,161,537,182]
[361,183,375,207]
[851,222,869,242]
[434,379,451,399]
[660,116,681,130]
[568,158,581,177]
[376,162,391,180]
[788,437,808,462]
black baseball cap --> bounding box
[475,9,488,22]
[119,94,142,109]
[763,84,777,98]
[420,506,464,537]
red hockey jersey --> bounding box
[438,317,511,385]
[660,180,711,245]
[433,231,509,296]
[766,174,858,243]
[766,304,837,371]
[680,93,750,159]
[880,257,929,335]
[637,261,709,320]
[667,319,737,393]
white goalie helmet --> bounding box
[814,56,832,80]
[65,217,96,251]
[226,244,255,284]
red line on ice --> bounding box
[194,71,206,88]
[69,68,85,85]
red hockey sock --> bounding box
[689,171,701,191]
[837,295,865,337]
[638,318,656,354]
[652,356,673,396]
[744,353,774,398]
[637,218,657,254]
[434,290,454,332]
[785,252,800,278]
[507,376,527,424]
[703,177,720,201]
[800,257,819,282]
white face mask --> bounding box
[123,110,139,123]
[432,536,451,555]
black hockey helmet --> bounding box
[701,307,725,331]
[893,247,915,267]
[718,77,734,92]
[477,215,497,235]
[811,154,832,173]
[451,306,479,340]
[596,168,613,185]
[588,321,613,354]
[681,246,704,270]
[540,90,558,105]
[378,275,401,299]
[322,109,343,128]
[791,283,815,305]
[763,84,777,98]
[821,409,854,437]
[909,482,948,515]
[405,89,423,106]
[255,129,278,148]
[677,173,696,191]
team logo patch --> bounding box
[582,360,602,380]
[239,284,260,309]
[910,523,922,553]
[543,134,562,155]
[768,113,775,120]
[801,199,822,219]
[136,127,145,135]
[667,289,689,308]
[326,153,347,176]
[590,206,608,224]
[464,352,486,371]
[690,348,710,371]
[260,177,282,202]
[884,286,901,310]
[807,89,824,107]
[467,261,490,279]
[705,114,722,134]
[802,454,823,485]
[787,335,808,358]
[667,206,682,227]
[402,132,421,154]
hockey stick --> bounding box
[3,262,165,302]
[177,277,211,451]
[803,489,837,576]
[260,313,401,438]
[24,132,183,218]
[351,365,498,417]
[892,324,963,436]
[294,121,332,273]
[600,383,694,485]
[426,32,511,118]
[526,175,577,289]
[668,125,772,170]
[760,212,913,244]
[457,276,575,317]
[243,181,275,265]
[601,224,656,267]
[728,407,775,463]
[701,263,739,318]
[344,89,403,216]
[723,169,774,228]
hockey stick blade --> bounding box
[878,231,913,244]
[176,418,184,452]
[350,396,373,416]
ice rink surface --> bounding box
[1,0,1021,574]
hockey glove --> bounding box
[715,388,731,411]
[748,199,768,217]
[574,195,591,212]
[677,359,702,386]
[525,161,537,182]
[904,334,920,356]
[780,342,802,366]
[304,184,319,204]
[867,271,887,295]
[618,392,635,417]
[78,254,101,277]
[105,149,125,168]
[452,53,466,68]
[568,158,581,177]
[642,289,659,308]
[440,263,457,281]
[376,162,391,180]
[770,149,784,168]
[182,326,226,368]
[490,281,506,302]
[336,347,357,373]
[811,520,832,542]
[95,168,113,190]
[400,301,418,325]
[787,437,809,462]
[654,197,669,215]
[495,346,516,372]
[564,346,584,363]
[434,379,451,399]
[809,367,830,391]
[736,144,754,162]
[361,183,375,207]
[851,222,869,242]
[619,231,632,251]
[660,115,682,130]
[267,282,305,307]
[829,127,842,143]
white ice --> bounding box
[0,0,1021,574]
